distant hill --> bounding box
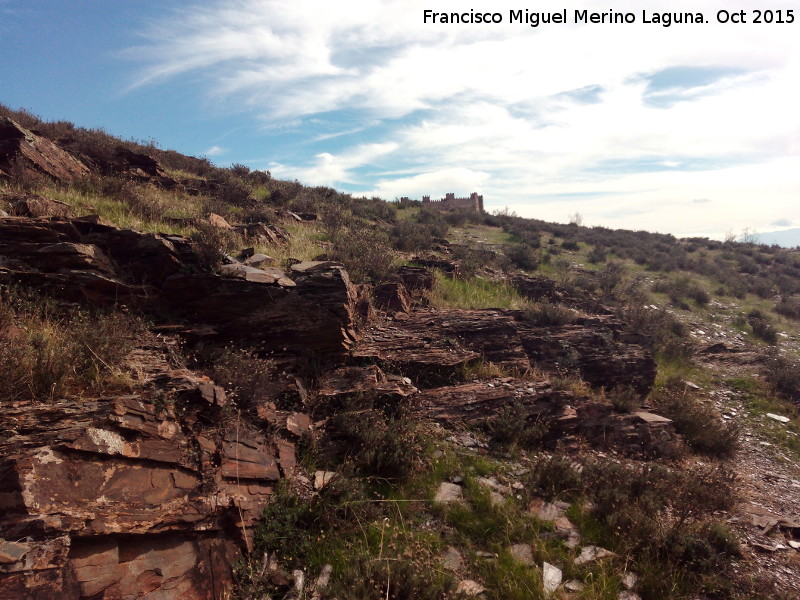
[753,228,800,248]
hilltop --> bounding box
[1,104,799,600]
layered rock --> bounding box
[512,317,657,396]
[355,308,656,395]
[0,217,359,358]
[0,117,90,182]
[416,378,681,456]
[0,344,299,599]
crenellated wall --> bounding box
[402,192,484,213]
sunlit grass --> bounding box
[429,274,532,310]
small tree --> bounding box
[568,212,584,227]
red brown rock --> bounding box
[355,309,531,385]
[513,318,657,396]
[4,194,76,218]
[374,282,412,314]
[0,342,297,599]
[0,117,90,183]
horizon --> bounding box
[2,0,798,241]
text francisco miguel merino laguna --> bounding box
[423,8,794,27]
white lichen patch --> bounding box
[34,447,63,465]
[87,428,126,455]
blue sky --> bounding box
[2,0,798,239]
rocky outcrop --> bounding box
[355,309,656,395]
[0,343,300,599]
[373,282,412,314]
[317,365,417,408]
[0,217,359,358]
[416,378,682,456]
[111,147,168,179]
[513,318,657,396]
[0,117,90,182]
[2,193,76,218]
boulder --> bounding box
[0,117,90,182]
[373,282,412,314]
[4,194,76,218]
[397,265,435,293]
[162,261,358,357]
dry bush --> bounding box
[116,182,171,222]
[481,401,551,450]
[519,301,579,326]
[774,296,800,320]
[190,221,240,270]
[0,288,145,401]
[763,351,800,403]
[326,405,422,481]
[326,225,394,284]
[650,380,739,457]
[207,347,279,412]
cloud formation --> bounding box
[129,0,800,237]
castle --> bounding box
[401,192,484,213]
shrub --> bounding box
[519,301,579,326]
[0,288,145,401]
[587,245,607,264]
[207,347,280,412]
[481,402,551,450]
[326,225,394,283]
[504,243,540,271]
[391,221,436,252]
[610,385,641,413]
[747,310,779,344]
[326,405,421,481]
[774,296,800,320]
[190,221,239,271]
[597,261,626,296]
[561,239,579,250]
[650,381,739,457]
[763,352,800,402]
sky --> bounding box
[1,0,799,240]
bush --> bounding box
[763,352,800,402]
[391,221,436,252]
[481,402,551,450]
[504,243,540,271]
[519,301,579,326]
[327,225,394,284]
[207,348,280,412]
[650,381,739,457]
[747,311,779,344]
[190,221,239,271]
[561,239,579,250]
[326,405,421,481]
[774,296,800,320]
[587,245,607,264]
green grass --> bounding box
[429,275,531,310]
[34,183,201,236]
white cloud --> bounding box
[204,145,227,156]
[129,0,800,237]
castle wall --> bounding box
[420,192,483,213]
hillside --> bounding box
[1,105,800,600]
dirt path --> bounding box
[703,357,800,596]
